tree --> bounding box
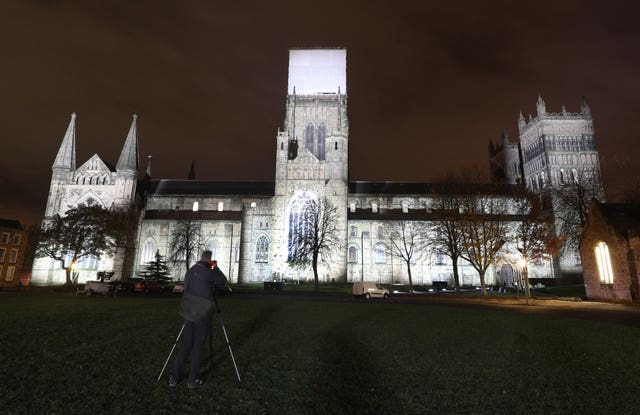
[36,205,125,285]
[139,250,171,285]
[459,195,508,296]
[430,187,465,293]
[552,169,603,252]
[513,192,561,303]
[387,220,427,293]
[287,197,340,291]
[169,219,204,275]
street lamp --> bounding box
[361,231,364,282]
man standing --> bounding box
[170,250,227,388]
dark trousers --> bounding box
[172,317,210,383]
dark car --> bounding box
[132,278,164,293]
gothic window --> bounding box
[594,241,613,284]
[140,238,157,264]
[350,226,357,237]
[287,191,314,261]
[335,142,338,150]
[255,235,269,263]
[559,169,566,184]
[377,225,384,238]
[375,245,386,263]
[435,250,445,265]
[218,202,224,212]
[571,169,579,184]
[317,123,326,160]
[204,240,217,261]
[372,202,378,213]
[348,246,358,263]
[305,123,314,154]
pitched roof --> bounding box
[143,180,275,196]
[595,202,640,236]
[348,181,524,196]
[0,219,24,230]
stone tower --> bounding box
[518,96,605,275]
[271,48,349,282]
[32,115,140,284]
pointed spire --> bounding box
[53,113,77,170]
[561,104,567,114]
[144,155,152,179]
[501,129,509,143]
[580,96,591,117]
[188,160,195,180]
[518,112,526,131]
[116,114,139,172]
[536,94,546,116]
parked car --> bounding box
[352,281,389,299]
[108,280,134,293]
[173,281,184,293]
[132,279,164,293]
[84,281,112,296]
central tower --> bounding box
[272,48,349,282]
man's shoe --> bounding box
[168,376,178,387]
[187,379,204,388]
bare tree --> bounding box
[430,188,465,293]
[459,195,508,296]
[513,192,561,303]
[387,220,427,293]
[552,169,603,252]
[169,219,204,275]
[287,197,340,291]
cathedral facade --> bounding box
[32,49,603,286]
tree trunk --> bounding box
[479,270,487,296]
[65,267,72,286]
[406,263,413,293]
[312,254,319,291]
[452,256,461,293]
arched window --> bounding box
[348,246,358,263]
[594,241,613,284]
[204,240,217,261]
[375,245,386,263]
[305,123,314,154]
[317,123,326,160]
[140,238,158,264]
[288,191,314,261]
[255,235,269,263]
[572,169,579,184]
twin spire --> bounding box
[53,113,139,173]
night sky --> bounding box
[2,0,640,226]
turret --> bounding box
[518,112,526,131]
[53,113,77,171]
[580,96,591,118]
[536,94,546,117]
[116,114,139,173]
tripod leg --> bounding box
[157,322,186,382]
[217,314,242,383]
[209,317,214,371]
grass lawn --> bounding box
[1,292,638,414]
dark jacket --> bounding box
[184,261,227,299]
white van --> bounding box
[352,281,390,299]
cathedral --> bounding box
[31,49,604,286]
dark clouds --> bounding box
[2,0,640,225]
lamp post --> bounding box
[518,257,531,305]
[361,231,364,282]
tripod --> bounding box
[157,292,242,383]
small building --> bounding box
[0,219,28,286]
[580,202,640,303]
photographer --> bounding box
[169,250,227,388]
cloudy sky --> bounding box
[2,0,639,225]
